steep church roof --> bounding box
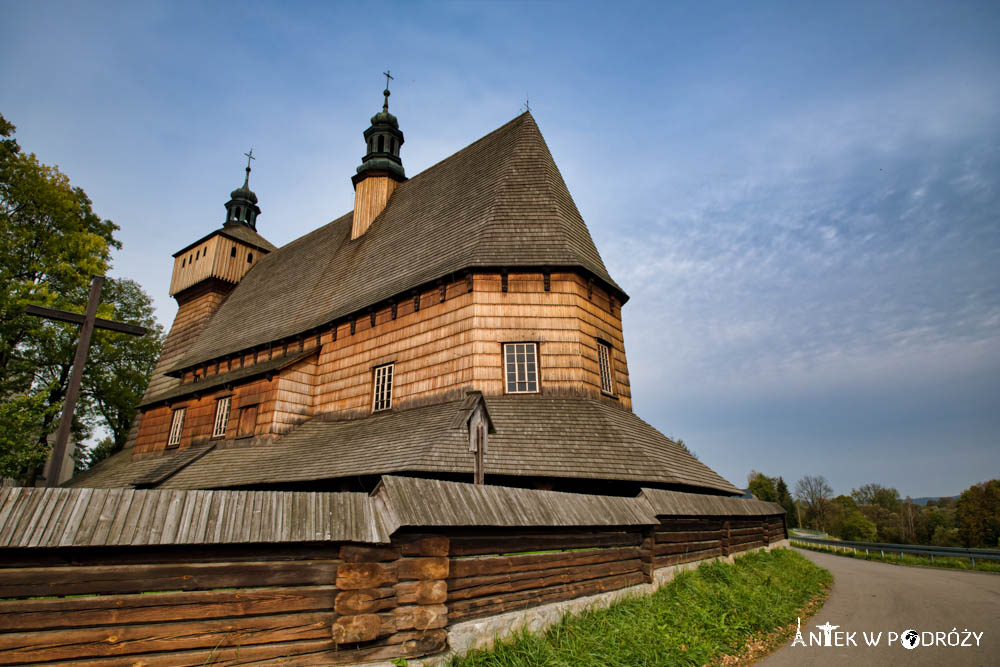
[69,396,740,495]
[167,112,622,375]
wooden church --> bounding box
[70,88,740,498]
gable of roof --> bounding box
[169,113,623,372]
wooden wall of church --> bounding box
[135,269,633,453]
[310,270,632,421]
[273,354,319,435]
[312,275,477,419]
[472,272,631,410]
[134,376,276,457]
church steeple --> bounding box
[354,73,406,185]
[351,73,407,239]
[225,150,261,231]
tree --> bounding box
[795,475,833,531]
[955,480,1000,548]
[839,510,878,542]
[776,477,798,529]
[852,483,900,511]
[0,114,159,480]
[0,394,54,478]
[747,470,778,502]
[671,437,698,460]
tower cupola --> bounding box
[225,150,261,231]
[351,73,407,239]
[354,80,406,185]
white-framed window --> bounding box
[372,363,394,412]
[212,396,231,438]
[597,341,615,395]
[167,408,185,448]
[504,342,538,393]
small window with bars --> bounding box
[504,342,538,393]
[597,341,615,395]
[166,408,185,448]
[372,363,393,412]
[212,396,231,438]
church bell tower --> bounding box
[351,73,406,239]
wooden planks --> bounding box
[0,559,340,597]
[0,586,336,632]
[446,530,645,624]
[0,611,335,664]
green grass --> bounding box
[449,549,831,667]
[791,540,1000,573]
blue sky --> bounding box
[3,1,998,497]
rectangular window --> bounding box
[372,363,393,412]
[212,396,231,438]
[504,342,538,393]
[597,341,615,395]
[166,408,185,448]
[237,404,258,439]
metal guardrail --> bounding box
[791,536,1000,566]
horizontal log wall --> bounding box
[0,540,448,666]
[445,529,646,624]
[654,515,787,568]
[0,516,786,664]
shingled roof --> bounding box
[68,396,740,495]
[173,223,278,258]
[169,112,622,373]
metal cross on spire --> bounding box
[242,149,254,187]
[382,70,394,111]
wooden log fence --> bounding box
[0,482,787,665]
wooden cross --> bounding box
[25,276,148,486]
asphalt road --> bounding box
[761,548,1000,666]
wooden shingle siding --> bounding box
[140,283,233,410]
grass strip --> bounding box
[449,548,831,667]
[791,540,1000,573]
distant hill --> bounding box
[909,496,956,506]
